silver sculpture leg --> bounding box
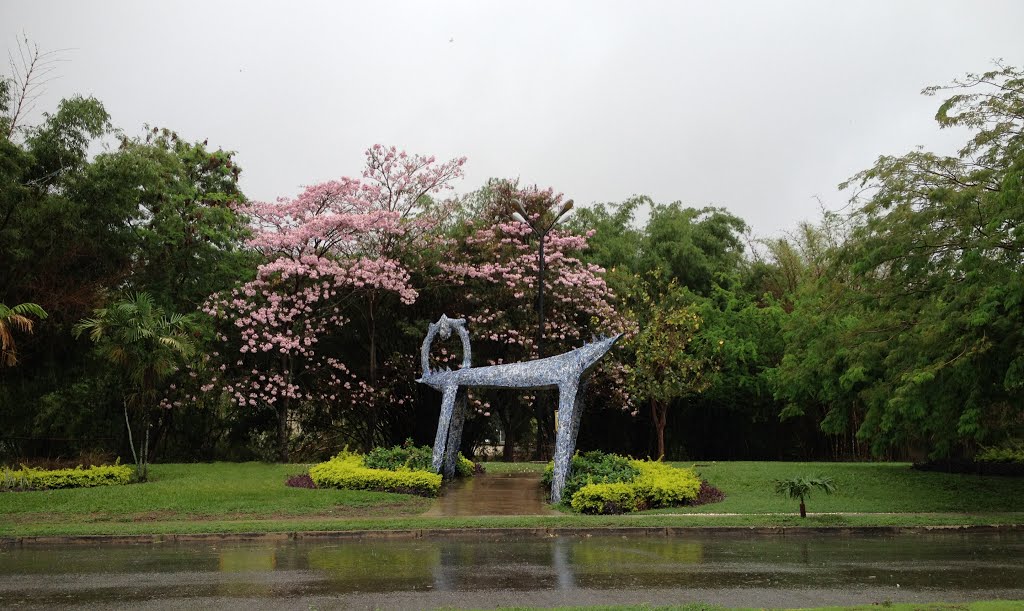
[550,380,581,504]
[567,381,587,460]
[442,389,468,478]
[431,385,459,473]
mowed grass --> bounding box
[2,460,1023,537]
[657,461,1024,515]
[480,461,549,474]
[483,459,1024,515]
[0,462,430,526]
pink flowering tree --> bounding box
[351,145,466,384]
[439,182,634,459]
[185,146,465,460]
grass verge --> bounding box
[666,461,1024,515]
[1,461,1022,537]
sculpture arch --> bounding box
[417,314,620,503]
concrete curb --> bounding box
[3,523,1021,547]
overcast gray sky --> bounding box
[4,1,1023,236]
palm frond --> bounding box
[8,303,48,319]
[4,314,34,334]
[0,302,47,367]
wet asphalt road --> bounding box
[1,530,1022,609]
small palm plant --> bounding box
[73,293,197,481]
[773,475,836,518]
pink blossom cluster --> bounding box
[439,202,635,414]
[173,145,466,423]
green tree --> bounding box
[640,203,747,297]
[773,475,836,517]
[2,48,256,461]
[0,302,47,366]
[84,126,254,311]
[775,63,1024,459]
[695,286,786,443]
[627,289,716,459]
[73,293,198,480]
[567,196,647,299]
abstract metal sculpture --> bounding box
[417,314,620,504]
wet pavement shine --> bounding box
[1,530,1023,609]
[424,471,559,517]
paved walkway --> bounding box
[424,472,559,517]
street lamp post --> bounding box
[512,195,573,459]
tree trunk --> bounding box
[799,499,807,518]
[124,401,141,479]
[652,398,667,460]
[364,407,378,453]
[368,295,377,384]
[277,399,290,462]
[500,409,515,462]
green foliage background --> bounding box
[1,55,1021,465]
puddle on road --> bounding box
[1,531,1023,607]
[424,471,559,516]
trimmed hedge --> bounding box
[548,451,710,514]
[570,481,640,513]
[631,460,703,507]
[309,453,442,496]
[1,464,134,491]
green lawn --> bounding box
[488,459,1024,515]
[662,461,1024,515]
[480,461,549,474]
[1,461,1022,537]
[0,462,430,527]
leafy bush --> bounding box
[1,463,134,491]
[631,460,702,508]
[551,451,707,514]
[364,440,434,472]
[456,454,476,477]
[363,440,480,477]
[542,450,640,502]
[309,452,441,496]
[570,482,639,514]
[362,438,481,476]
[977,444,1024,464]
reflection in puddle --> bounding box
[1,531,1022,606]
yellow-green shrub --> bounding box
[568,460,702,514]
[456,454,475,477]
[1,464,134,491]
[631,460,702,508]
[309,453,442,496]
[570,482,639,513]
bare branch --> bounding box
[4,33,69,138]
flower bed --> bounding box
[544,450,725,514]
[309,452,442,496]
[303,443,482,496]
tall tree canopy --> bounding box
[774,63,1024,458]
